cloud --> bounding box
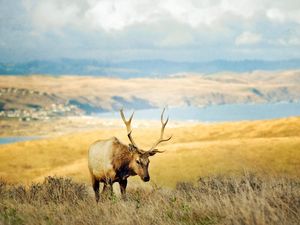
[235,32,262,46]
[267,8,300,24]
[22,0,300,32]
[85,0,160,31]
[0,0,299,62]
[266,8,286,23]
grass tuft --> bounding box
[2,177,87,205]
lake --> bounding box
[1,102,299,145]
[97,102,300,122]
[0,136,39,145]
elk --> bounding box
[88,108,172,202]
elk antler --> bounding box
[149,108,172,151]
[120,108,138,148]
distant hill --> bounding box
[0,70,300,117]
[1,59,300,77]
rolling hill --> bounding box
[0,70,300,116]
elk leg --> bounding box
[103,182,114,198]
[102,183,108,193]
[119,179,127,198]
[92,178,100,203]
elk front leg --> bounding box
[119,179,127,198]
[92,178,100,203]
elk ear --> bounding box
[128,144,137,152]
[148,149,164,156]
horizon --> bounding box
[1,58,300,77]
[2,57,300,64]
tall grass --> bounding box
[1,174,299,225]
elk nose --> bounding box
[143,176,150,182]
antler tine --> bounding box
[120,108,138,148]
[161,108,165,124]
[120,108,133,130]
[150,108,172,150]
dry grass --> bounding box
[0,175,299,225]
[0,117,300,186]
[1,116,299,224]
[0,116,194,137]
[1,70,300,109]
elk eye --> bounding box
[136,160,140,164]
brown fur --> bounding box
[111,138,136,181]
[111,138,133,171]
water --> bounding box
[1,102,299,145]
[97,102,300,122]
[0,136,39,145]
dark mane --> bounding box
[111,138,134,180]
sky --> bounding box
[0,0,300,62]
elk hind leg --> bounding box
[119,179,127,199]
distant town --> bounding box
[0,87,83,121]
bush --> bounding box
[3,176,87,204]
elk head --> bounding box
[120,108,172,182]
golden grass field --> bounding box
[1,116,300,225]
[0,116,299,188]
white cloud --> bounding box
[85,0,159,31]
[0,0,298,61]
[235,32,262,46]
[266,8,286,23]
[22,0,300,32]
[267,8,300,24]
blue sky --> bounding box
[1,0,300,62]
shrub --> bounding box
[3,176,87,204]
[0,175,299,225]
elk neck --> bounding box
[111,137,137,180]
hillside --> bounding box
[0,116,299,187]
[0,70,300,117]
[0,87,83,119]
